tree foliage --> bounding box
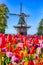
[0,3,9,33]
[37,19,43,35]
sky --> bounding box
[0,0,43,35]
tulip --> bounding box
[30,46,35,54]
[6,52,12,65]
[0,35,6,48]
[39,40,43,44]
[24,61,28,65]
[6,52,12,57]
[40,35,43,40]
[34,54,39,60]
[7,34,13,51]
[7,34,12,43]
[20,50,24,57]
[11,56,19,63]
[0,34,6,65]
[15,53,22,59]
[35,62,41,65]
[17,32,21,38]
[17,42,24,48]
[33,60,36,65]
[28,60,34,65]
[0,33,3,37]
[21,60,24,65]
[8,63,13,65]
[33,38,38,44]
[2,47,6,52]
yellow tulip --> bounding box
[24,61,28,65]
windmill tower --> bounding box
[10,3,31,35]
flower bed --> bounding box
[0,33,43,65]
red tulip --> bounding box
[16,54,22,59]
[17,32,21,38]
[8,63,13,65]
[12,34,17,44]
[33,38,38,44]
[14,52,22,59]
[0,35,6,48]
[7,34,12,43]
[35,62,42,65]
[28,60,34,65]
[0,33,3,37]
[30,46,35,54]
[6,47,13,52]
[40,35,43,40]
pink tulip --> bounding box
[17,42,24,48]
[33,60,36,65]
[21,60,24,65]
[34,54,38,59]
[6,52,12,57]
[39,40,43,47]
[39,40,43,44]
[11,56,19,63]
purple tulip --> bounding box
[2,48,6,52]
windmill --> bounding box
[9,3,31,35]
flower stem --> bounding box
[0,48,2,65]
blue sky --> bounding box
[0,0,43,34]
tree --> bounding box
[0,3,9,33]
[37,19,43,35]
